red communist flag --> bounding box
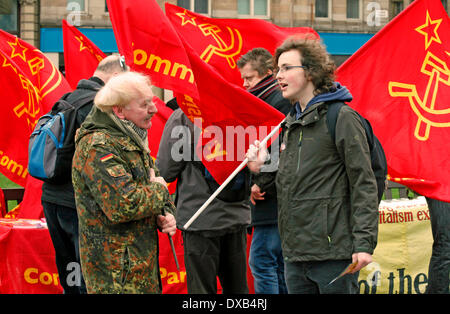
[336,0,450,202]
[0,32,71,218]
[165,3,318,86]
[107,0,198,99]
[149,96,176,195]
[108,0,285,184]
[0,50,39,187]
[62,19,106,89]
[176,38,285,184]
[0,30,71,112]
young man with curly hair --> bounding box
[247,36,379,294]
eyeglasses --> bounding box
[274,65,306,75]
[119,55,127,71]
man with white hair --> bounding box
[72,71,176,294]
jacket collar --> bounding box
[286,102,327,128]
[248,75,279,100]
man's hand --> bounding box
[157,213,176,237]
[246,140,268,173]
[351,252,372,273]
[250,184,266,205]
[150,168,168,190]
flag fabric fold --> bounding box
[62,19,106,89]
[336,0,450,201]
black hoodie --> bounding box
[41,76,104,209]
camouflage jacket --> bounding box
[72,106,175,294]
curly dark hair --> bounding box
[274,36,336,95]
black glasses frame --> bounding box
[275,65,306,75]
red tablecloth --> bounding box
[0,219,63,294]
[0,219,255,294]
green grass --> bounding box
[382,188,418,200]
[0,173,22,212]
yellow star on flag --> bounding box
[175,9,197,27]
[75,35,91,53]
[0,51,18,74]
[415,10,442,50]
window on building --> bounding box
[105,0,108,12]
[392,0,404,17]
[0,0,18,34]
[315,0,329,18]
[177,0,209,14]
[67,0,85,12]
[237,0,269,17]
[347,0,360,19]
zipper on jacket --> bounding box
[297,130,303,172]
[327,235,332,248]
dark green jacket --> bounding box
[276,100,378,263]
[72,106,175,294]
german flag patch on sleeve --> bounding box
[100,153,114,162]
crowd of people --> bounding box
[41,36,448,294]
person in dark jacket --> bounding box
[237,48,290,294]
[41,55,127,294]
[247,36,379,294]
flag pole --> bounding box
[183,118,286,230]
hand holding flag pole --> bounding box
[162,207,180,272]
[183,117,286,230]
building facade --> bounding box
[1,0,449,78]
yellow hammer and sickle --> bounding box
[13,74,41,129]
[28,51,64,101]
[389,51,450,141]
[205,141,227,161]
[198,23,243,69]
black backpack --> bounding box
[28,91,96,184]
[326,102,388,203]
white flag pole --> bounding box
[183,118,286,230]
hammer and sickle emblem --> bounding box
[205,140,227,161]
[198,23,243,69]
[389,51,450,141]
[13,74,41,129]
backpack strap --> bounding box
[325,101,346,143]
[326,101,377,149]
